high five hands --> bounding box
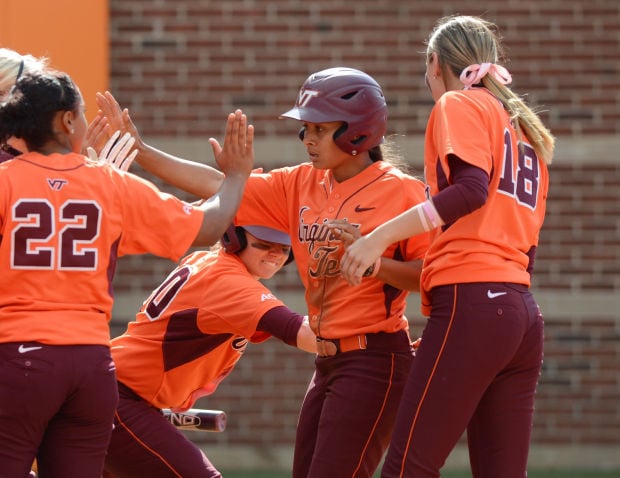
[208,109,255,180]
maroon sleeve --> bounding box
[0,145,21,164]
[256,305,305,347]
[431,154,489,224]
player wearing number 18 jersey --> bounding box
[341,16,555,478]
[0,71,252,477]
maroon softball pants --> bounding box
[103,382,220,478]
[293,330,414,478]
[381,282,544,478]
[0,343,118,478]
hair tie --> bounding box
[16,59,25,82]
[459,62,512,89]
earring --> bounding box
[70,128,75,134]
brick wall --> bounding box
[109,0,620,138]
[107,0,620,467]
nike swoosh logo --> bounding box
[354,205,376,212]
[18,344,42,353]
[487,290,507,299]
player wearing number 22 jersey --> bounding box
[0,70,252,477]
[0,151,204,477]
[0,152,203,346]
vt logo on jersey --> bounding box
[296,88,320,107]
[47,178,68,191]
[261,293,277,302]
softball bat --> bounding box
[162,408,227,432]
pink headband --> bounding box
[459,62,512,89]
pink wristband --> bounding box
[421,200,442,229]
[417,205,430,232]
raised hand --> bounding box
[208,109,254,180]
[84,111,110,155]
[95,91,143,150]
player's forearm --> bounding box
[368,199,444,249]
[296,318,318,354]
[192,172,248,246]
[368,208,425,248]
[376,258,423,292]
[136,142,225,198]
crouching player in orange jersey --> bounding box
[103,224,316,478]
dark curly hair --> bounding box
[0,70,80,151]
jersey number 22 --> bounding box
[11,199,101,270]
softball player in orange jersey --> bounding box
[230,68,431,478]
[96,68,431,478]
[104,224,316,478]
[0,70,253,478]
[341,16,555,478]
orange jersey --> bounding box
[0,152,203,345]
[111,250,283,410]
[421,89,550,314]
[235,161,430,338]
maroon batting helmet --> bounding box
[280,67,387,155]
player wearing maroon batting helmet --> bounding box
[281,67,388,156]
[233,67,431,478]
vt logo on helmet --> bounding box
[280,67,388,156]
[296,89,320,108]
